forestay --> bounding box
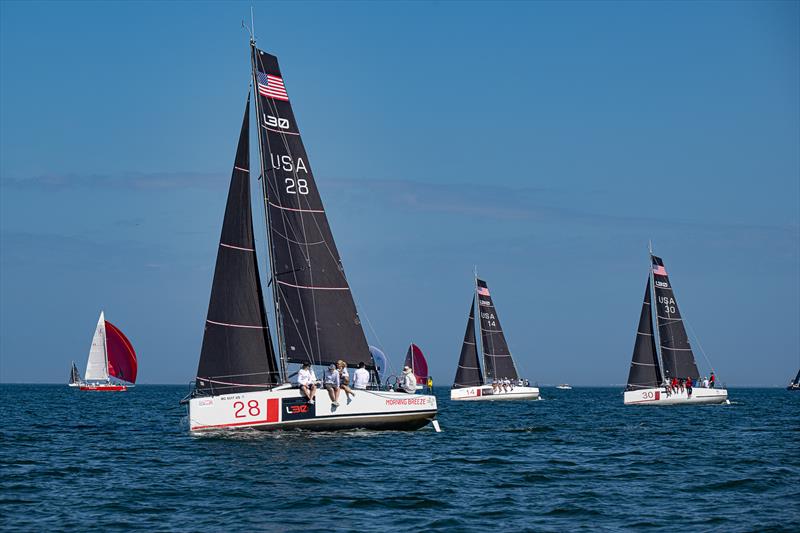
[252,46,372,369]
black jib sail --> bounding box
[69,362,80,384]
[626,279,662,389]
[651,255,700,380]
[195,98,280,395]
[476,278,519,381]
[251,45,372,369]
[453,296,484,388]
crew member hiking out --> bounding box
[298,362,317,404]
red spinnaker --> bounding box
[404,344,429,385]
[105,321,137,384]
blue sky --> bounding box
[1,1,797,385]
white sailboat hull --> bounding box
[189,387,437,432]
[450,385,540,401]
[624,387,728,405]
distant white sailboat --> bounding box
[556,384,572,390]
[623,249,727,406]
[71,311,137,392]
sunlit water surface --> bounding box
[2,385,798,532]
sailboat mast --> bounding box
[473,266,486,384]
[101,317,110,381]
[250,37,288,383]
[648,245,666,384]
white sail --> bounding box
[84,311,108,381]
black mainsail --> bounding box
[195,98,280,395]
[251,45,372,369]
[476,278,519,381]
[626,279,662,389]
[651,255,700,380]
[453,296,483,388]
[69,361,80,385]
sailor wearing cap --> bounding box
[398,366,416,394]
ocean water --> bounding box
[1,385,798,532]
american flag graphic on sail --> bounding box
[652,264,667,276]
[257,72,289,101]
[477,287,490,296]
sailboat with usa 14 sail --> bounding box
[450,277,540,401]
[623,247,728,405]
[185,33,437,431]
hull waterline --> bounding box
[189,387,437,432]
[79,384,129,392]
[624,387,727,405]
[450,385,540,401]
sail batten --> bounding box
[476,279,519,381]
[453,296,484,388]
[252,46,372,369]
[626,279,662,390]
[195,97,280,395]
[651,255,700,380]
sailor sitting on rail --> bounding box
[324,364,342,407]
[298,362,317,404]
[397,366,416,394]
[337,360,355,400]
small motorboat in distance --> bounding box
[623,247,727,406]
[72,311,137,392]
[450,277,539,401]
[556,384,572,390]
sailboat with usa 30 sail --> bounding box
[623,246,728,405]
[185,30,437,432]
